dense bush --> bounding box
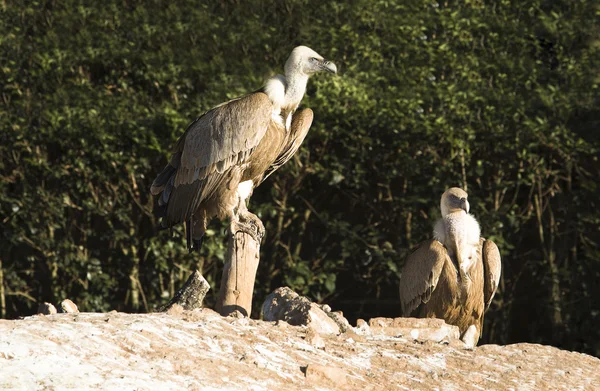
[1,0,598,355]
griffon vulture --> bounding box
[399,187,502,347]
[150,46,337,251]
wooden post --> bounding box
[216,211,265,317]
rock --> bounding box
[306,305,341,335]
[0,311,598,390]
[304,364,348,387]
[37,302,57,315]
[369,317,460,343]
[60,299,79,313]
[261,287,342,335]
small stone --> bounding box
[60,299,79,313]
[304,364,348,387]
[37,302,57,315]
[305,328,326,349]
[354,318,371,336]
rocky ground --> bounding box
[1,295,598,391]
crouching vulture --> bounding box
[151,46,337,251]
[399,187,502,347]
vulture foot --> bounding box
[231,210,265,243]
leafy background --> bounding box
[1,0,599,356]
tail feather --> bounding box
[159,175,175,206]
[185,217,205,253]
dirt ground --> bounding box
[1,307,598,390]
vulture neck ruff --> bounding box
[434,211,481,276]
[263,71,309,130]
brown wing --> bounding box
[151,92,272,224]
[177,92,272,186]
[399,239,448,316]
[481,238,502,311]
[259,108,313,184]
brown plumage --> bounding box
[399,188,502,347]
[150,46,336,251]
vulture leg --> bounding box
[230,195,264,243]
[461,324,479,349]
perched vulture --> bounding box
[151,46,337,251]
[399,187,502,347]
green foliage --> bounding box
[1,0,599,356]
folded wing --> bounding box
[481,238,502,311]
[399,239,448,316]
[151,92,272,225]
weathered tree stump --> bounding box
[216,211,265,317]
[162,270,210,312]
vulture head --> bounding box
[440,187,470,216]
[285,46,338,76]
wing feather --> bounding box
[481,238,502,311]
[399,239,448,316]
[176,92,272,186]
[260,108,313,184]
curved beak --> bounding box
[461,198,470,213]
[320,60,337,74]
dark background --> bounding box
[1,0,599,356]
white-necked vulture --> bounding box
[150,46,337,251]
[399,187,502,347]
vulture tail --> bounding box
[185,217,205,253]
[191,236,204,254]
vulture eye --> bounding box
[310,57,319,62]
